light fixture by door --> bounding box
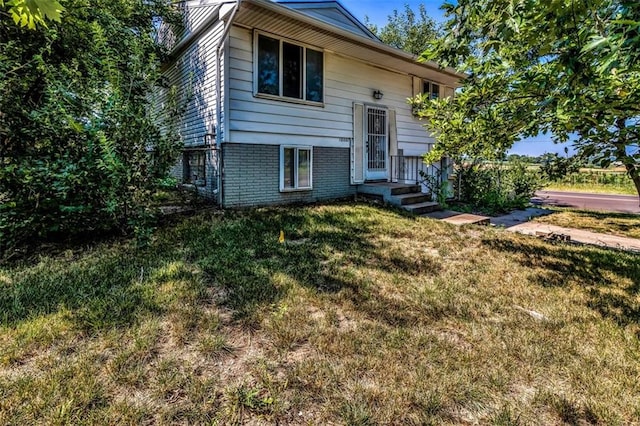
[373,90,383,100]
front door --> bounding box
[365,106,388,180]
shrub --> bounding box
[0,0,182,256]
[419,169,452,207]
[454,159,541,214]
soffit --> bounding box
[234,0,464,87]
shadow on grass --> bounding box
[0,245,165,332]
[482,236,640,330]
[553,209,640,235]
[0,203,437,332]
[560,210,640,221]
[180,205,435,325]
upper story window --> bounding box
[423,80,440,100]
[256,32,324,104]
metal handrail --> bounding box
[390,155,441,185]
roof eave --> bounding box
[241,0,467,81]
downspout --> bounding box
[215,0,242,208]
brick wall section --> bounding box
[222,143,356,207]
[169,149,220,200]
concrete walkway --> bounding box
[426,207,640,253]
[424,207,553,227]
[505,222,640,252]
[492,208,640,253]
[424,210,490,225]
[489,207,554,227]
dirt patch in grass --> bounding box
[1,203,640,424]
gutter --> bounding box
[215,0,242,146]
[215,1,242,208]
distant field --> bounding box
[544,168,636,195]
[474,163,635,195]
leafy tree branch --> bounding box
[418,0,640,204]
[1,0,183,253]
[1,0,64,29]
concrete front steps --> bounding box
[357,182,441,215]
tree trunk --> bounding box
[614,119,640,206]
[627,164,640,207]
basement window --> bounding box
[183,150,206,187]
[280,146,313,191]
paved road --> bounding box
[532,190,640,214]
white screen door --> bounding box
[365,106,388,180]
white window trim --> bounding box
[253,30,325,107]
[280,145,313,192]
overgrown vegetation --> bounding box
[0,0,182,255]
[454,160,542,214]
[0,0,64,29]
[539,153,582,182]
[419,0,640,203]
[419,169,451,207]
[1,204,639,424]
[537,153,636,195]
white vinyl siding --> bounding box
[279,4,377,40]
[153,4,225,197]
[157,19,225,148]
[228,25,440,155]
[155,3,220,52]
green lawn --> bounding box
[1,203,640,424]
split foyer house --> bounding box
[155,0,464,210]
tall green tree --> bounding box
[366,3,440,55]
[419,0,640,204]
[0,0,182,253]
[0,0,64,29]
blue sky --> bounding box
[510,137,574,157]
[339,0,447,26]
[339,0,572,157]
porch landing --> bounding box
[357,182,441,215]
